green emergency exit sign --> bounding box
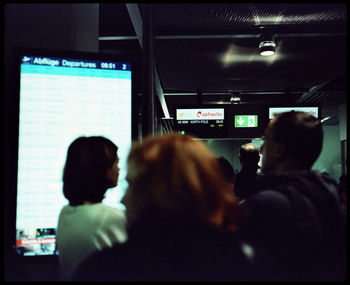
[234,115,258,128]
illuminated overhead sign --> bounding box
[234,115,258,128]
[269,107,318,119]
[176,108,224,120]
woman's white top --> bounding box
[56,203,127,280]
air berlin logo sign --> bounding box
[196,111,223,118]
[177,109,224,120]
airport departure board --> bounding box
[15,53,132,255]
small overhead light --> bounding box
[259,40,276,56]
[230,95,241,104]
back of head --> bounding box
[63,136,118,206]
[268,111,323,169]
[124,133,241,231]
[239,143,260,168]
[217,156,235,183]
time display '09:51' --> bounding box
[101,62,116,69]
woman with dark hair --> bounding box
[73,133,279,281]
[56,136,127,280]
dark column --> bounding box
[142,4,155,137]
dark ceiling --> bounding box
[98,3,347,126]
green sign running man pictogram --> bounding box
[234,115,258,128]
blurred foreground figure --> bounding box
[73,133,279,281]
[240,111,346,281]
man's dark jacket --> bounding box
[240,170,347,281]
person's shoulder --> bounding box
[100,204,126,215]
[58,204,70,215]
[91,203,125,219]
[244,189,290,204]
[94,205,127,231]
[241,189,293,216]
[58,204,91,218]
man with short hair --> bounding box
[240,111,346,281]
[234,143,262,201]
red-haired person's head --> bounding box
[122,133,241,232]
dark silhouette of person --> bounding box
[234,143,263,201]
[338,158,347,230]
[56,136,127,280]
[338,173,347,206]
[338,157,347,208]
[217,156,235,193]
[240,111,346,281]
[72,133,281,281]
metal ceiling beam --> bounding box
[125,3,170,119]
[99,36,138,40]
[141,4,155,136]
[156,35,260,39]
[157,33,344,39]
[99,32,345,41]
[276,33,345,38]
[163,91,300,96]
[125,4,143,47]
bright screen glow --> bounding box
[15,54,132,256]
[269,107,319,119]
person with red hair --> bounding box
[123,133,241,232]
[73,133,278,281]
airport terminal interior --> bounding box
[4,3,347,281]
